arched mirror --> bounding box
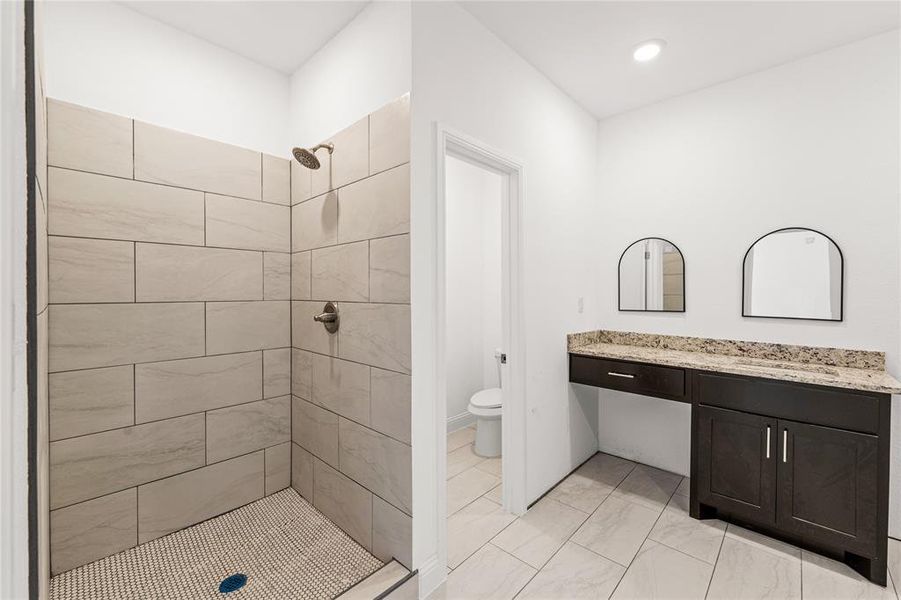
[742,227,843,321]
[618,238,685,312]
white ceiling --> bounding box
[121,1,369,74]
[462,1,900,119]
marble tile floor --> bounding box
[50,488,384,600]
[437,426,901,600]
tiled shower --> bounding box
[37,89,412,594]
[290,96,412,566]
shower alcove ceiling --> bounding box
[42,95,412,595]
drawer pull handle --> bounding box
[783,430,788,463]
[766,426,771,459]
[607,372,635,379]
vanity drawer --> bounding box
[569,355,686,401]
[695,372,882,434]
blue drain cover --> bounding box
[219,573,247,593]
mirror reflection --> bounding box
[618,238,685,312]
[743,228,843,321]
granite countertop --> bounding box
[567,330,901,395]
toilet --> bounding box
[468,350,503,458]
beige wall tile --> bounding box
[292,349,313,400]
[48,100,133,178]
[263,348,291,398]
[206,301,290,354]
[135,352,262,423]
[49,365,134,441]
[262,154,290,205]
[37,192,48,311]
[206,194,290,252]
[36,81,47,207]
[291,443,314,501]
[291,251,312,300]
[370,368,411,445]
[338,164,409,244]
[48,168,204,245]
[135,243,262,302]
[311,149,332,196]
[265,442,291,495]
[292,396,339,468]
[291,159,312,205]
[373,495,412,569]
[292,301,338,356]
[207,396,290,463]
[137,451,264,543]
[49,303,205,372]
[339,303,411,374]
[49,236,135,303]
[292,191,337,252]
[369,95,410,175]
[338,418,411,514]
[36,312,48,589]
[313,458,372,550]
[331,116,369,188]
[264,252,290,300]
[312,354,370,425]
[50,488,136,574]
[134,121,261,200]
[311,241,369,301]
[50,413,205,510]
[369,234,410,303]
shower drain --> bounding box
[218,573,247,594]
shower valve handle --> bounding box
[312,301,339,333]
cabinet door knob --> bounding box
[766,426,771,459]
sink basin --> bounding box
[735,358,839,376]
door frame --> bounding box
[417,123,527,594]
[0,1,33,598]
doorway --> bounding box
[426,125,526,586]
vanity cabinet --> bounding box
[691,370,889,585]
[696,406,880,557]
[569,353,892,585]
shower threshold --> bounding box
[50,488,385,599]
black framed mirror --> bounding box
[742,227,843,321]
[618,237,685,312]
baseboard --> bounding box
[447,411,476,433]
[416,555,445,600]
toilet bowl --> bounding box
[468,387,502,458]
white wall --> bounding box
[445,155,503,425]
[594,30,901,534]
[410,4,600,587]
[43,1,290,156]
[288,1,411,146]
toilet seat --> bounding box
[470,387,502,409]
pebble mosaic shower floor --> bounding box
[49,488,384,600]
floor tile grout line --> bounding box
[447,476,520,571]
[703,514,728,599]
[588,467,681,598]
[888,564,899,600]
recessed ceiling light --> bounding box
[633,39,666,63]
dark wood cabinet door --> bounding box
[777,419,879,556]
[696,405,777,525]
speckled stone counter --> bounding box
[568,330,901,394]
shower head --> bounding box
[292,143,334,170]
